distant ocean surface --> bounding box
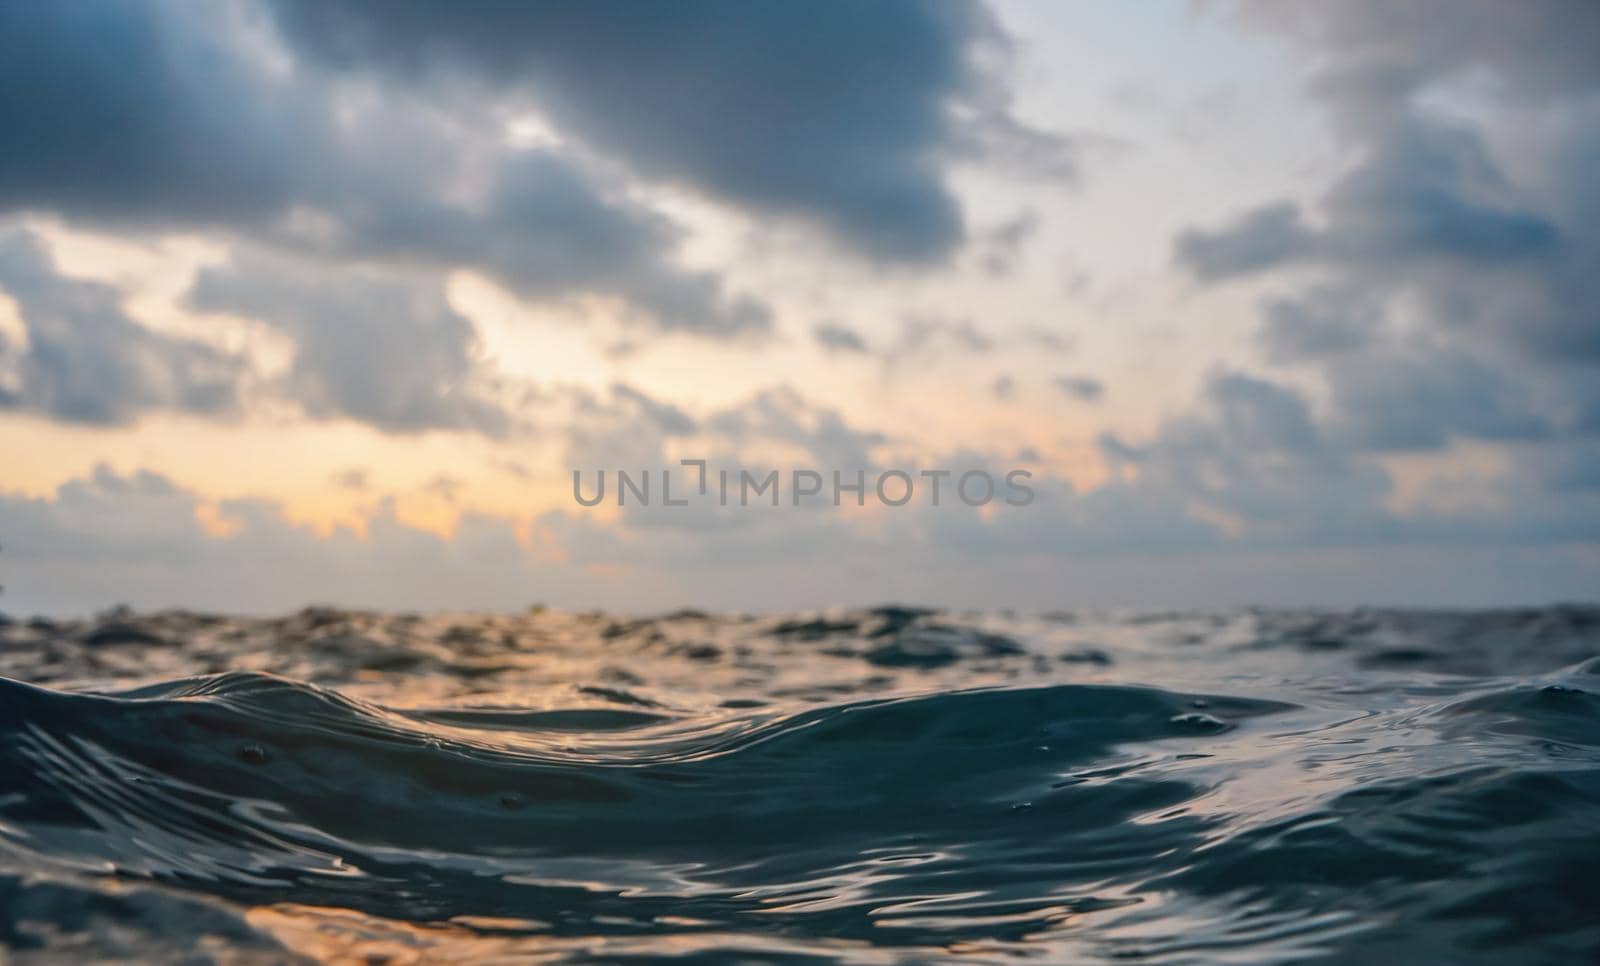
[2,605,1599,963]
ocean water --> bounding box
[1,605,1598,963]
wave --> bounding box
[1,606,1599,962]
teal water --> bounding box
[1,605,1598,962]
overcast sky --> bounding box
[1,0,1597,615]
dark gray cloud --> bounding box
[1054,376,1104,402]
[189,249,514,436]
[1257,286,1380,362]
[1198,3,1600,365]
[813,322,868,355]
[1,1,768,338]
[1176,122,1560,282]
[1175,202,1315,282]
[292,150,769,336]
[0,228,245,425]
[0,1,309,228]
[1324,348,1554,452]
[0,0,1091,438]
[1204,3,1600,361]
[263,0,1076,262]
[1177,0,1600,463]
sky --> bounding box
[1,0,1597,615]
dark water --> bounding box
[2,605,1599,963]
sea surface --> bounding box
[1,604,1598,963]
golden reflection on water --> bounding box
[248,903,902,964]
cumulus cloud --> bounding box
[262,0,1083,263]
[1175,202,1315,281]
[1175,121,1560,282]
[1323,347,1554,452]
[0,228,246,425]
[704,386,888,470]
[1173,0,1600,459]
[0,1,763,334]
[0,0,1090,441]
[189,249,517,436]
[1127,371,1394,542]
[1257,286,1381,362]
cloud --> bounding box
[1126,371,1395,541]
[703,386,888,470]
[263,0,1083,262]
[1175,0,1600,463]
[609,383,698,437]
[1228,0,1600,131]
[0,228,246,425]
[189,249,517,436]
[5,446,1595,616]
[0,1,769,343]
[1541,444,1600,494]
[882,315,994,368]
[813,322,869,355]
[1022,326,1074,354]
[1096,432,1145,467]
[1054,376,1104,402]
[422,474,464,503]
[1194,3,1600,362]
[977,209,1040,275]
[0,2,310,228]
[1257,286,1381,362]
[0,464,567,614]
[1174,202,1315,281]
[564,383,700,478]
[289,149,770,337]
[1175,123,1560,283]
[1323,347,1554,452]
